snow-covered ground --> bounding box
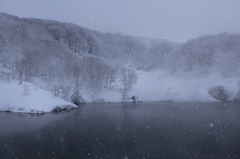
[0,81,77,113]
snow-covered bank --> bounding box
[0,81,77,113]
[1,71,239,111]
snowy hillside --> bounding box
[0,81,77,113]
[0,12,240,104]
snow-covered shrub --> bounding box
[229,81,240,102]
[208,86,232,102]
[71,91,85,105]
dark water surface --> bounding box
[0,102,240,159]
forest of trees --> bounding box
[1,13,240,103]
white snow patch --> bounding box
[0,81,77,113]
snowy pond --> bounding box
[0,102,240,159]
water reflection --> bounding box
[0,110,76,135]
[0,102,240,159]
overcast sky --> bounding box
[0,0,240,42]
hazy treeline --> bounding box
[165,33,240,77]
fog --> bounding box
[0,0,240,42]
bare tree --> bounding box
[0,35,4,53]
[15,46,39,83]
[15,60,25,84]
[84,57,106,92]
[119,68,137,102]
[104,66,117,89]
[0,34,6,65]
[69,59,84,105]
